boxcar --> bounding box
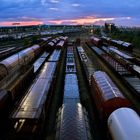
[90,71,130,120]
[46,41,55,49]
[48,50,61,62]
[66,58,76,73]
[63,74,79,103]
[10,62,57,139]
[66,46,76,73]
[56,40,65,49]
[90,36,102,47]
[56,64,91,140]
[56,103,91,140]
[110,39,133,52]
[5,66,34,100]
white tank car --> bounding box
[108,107,140,140]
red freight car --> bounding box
[90,36,102,47]
[90,71,130,120]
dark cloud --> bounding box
[0,0,139,26]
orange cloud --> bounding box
[0,21,43,26]
[48,16,115,25]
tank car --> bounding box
[0,45,41,81]
[108,108,140,140]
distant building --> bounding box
[105,22,116,33]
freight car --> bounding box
[90,45,140,97]
[0,90,10,113]
[108,107,140,140]
[101,36,133,52]
[109,47,140,77]
[108,47,133,69]
[63,74,79,103]
[0,47,15,59]
[0,66,34,116]
[46,36,68,50]
[76,46,96,81]
[77,47,88,62]
[90,36,103,47]
[101,36,111,45]
[9,48,62,139]
[48,50,61,62]
[66,46,76,73]
[56,40,65,49]
[56,74,91,140]
[0,49,49,115]
[55,45,91,140]
[66,57,76,73]
[33,52,50,74]
[39,37,52,43]
[56,103,91,140]
[0,44,42,81]
[109,47,133,61]
[90,71,130,120]
[51,38,58,44]
[10,62,58,140]
[111,40,133,52]
[47,41,55,49]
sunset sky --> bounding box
[0,0,140,26]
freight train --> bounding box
[66,47,76,73]
[0,36,67,116]
[88,36,134,52]
[102,36,134,52]
[90,71,140,140]
[0,43,45,116]
[0,66,34,112]
[87,42,140,96]
[10,49,62,140]
[55,45,91,140]
[108,47,140,77]
[76,46,96,82]
[77,41,140,140]
[46,36,68,51]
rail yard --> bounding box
[0,31,140,140]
